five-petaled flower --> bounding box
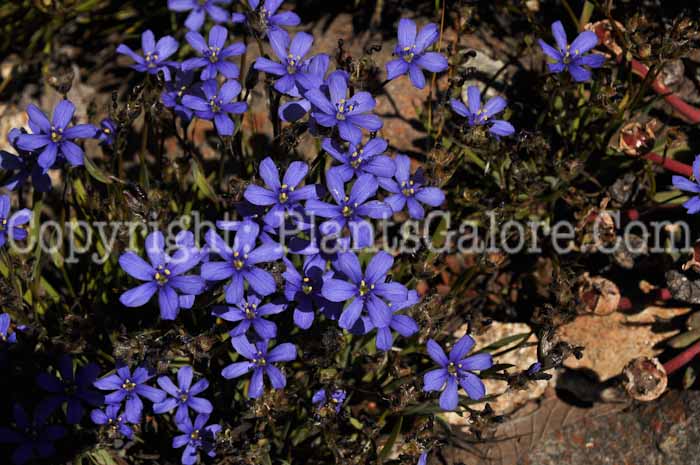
[221,336,297,398]
[168,0,231,31]
[93,365,166,422]
[182,79,248,136]
[312,388,346,414]
[324,137,395,182]
[36,356,104,424]
[379,154,445,219]
[90,404,135,439]
[154,366,213,424]
[119,231,206,320]
[182,25,245,80]
[538,20,605,82]
[423,335,493,410]
[172,413,221,465]
[386,18,448,89]
[162,70,200,121]
[450,86,515,137]
[0,129,52,192]
[248,0,300,34]
[96,118,117,146]
[201,222,283,304]
[0,403,66,465]
[243,156,319,228]
[16,100,96,171]
[116,30,179,80]
[305,71,383,144]
[214,293,285,339]
[0,195,31,248]
[672,154,700,214]
[283,256,341,329]
[254,29,314,97]
[322,251,408,337]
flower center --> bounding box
[0,218,7,231]
[121,379,137,391]
[244,302,257,319]
[302,276,313,294]
[179,391,189,403]
[50,127,63,143]
[335,98,355,121]
[145,53,160,68]
[286,54,303,74]
[209,97,223,113]
[206,46,221,63]
[232,251,247,270]
[341,196,357,218]
[358,279,374,297]
[154,265,172,285]
[349,148,364,169]
[252,351,267,367]
[190,429,200,440]
[278,183,295,203]
[401,180,415,197]
[400,44,417,63]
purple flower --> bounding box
[321,251,408,337]
[214,293,285,339]
[0,404,66,465]
[418,451,428,465]
[36,356,104,424]
[375,290,420,351]
[254,29,314,97]
[90,404,134,439]
[423,335,493,410]
[323,137,395,182]
[162,70,200,121]
[450,86,515,137]
[182,79,247,136]
[0,129,52,192]
[243,156,319,228]
[118,231,205,320]
[312,388,346,413]
[278,53,330,123]
[116,30,179,81]
[221,336,297,398]
[15,100,96,170]
[0,195,31,248]
[154,366,213,423]
[182,25,245,80]
[0,313,17,344]
[306,171,392,248]
[538,20,605,82]
[672,155,700,214]
[378,154,445,219]
[249,0,301,34]
[283,256,341,329]
[96,118,116,146]
[168,0,231,31]
[173,413,221,465]
[93,365,166,422]
[201,222,283,303]
[305,70,382,144]
[386,18,448,89]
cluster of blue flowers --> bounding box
[0,0,618,462]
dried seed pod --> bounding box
[618,120,658,156]
[622,357,667,402]
[577,273,621,315]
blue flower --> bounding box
[305,70,382,144]
[162,70,200,121]
[173,413,221,465]
[306,171,391,248]
[450,86,515,137]
[423,335,492,410]
[0,403,66,465]
[182,79,248,136]
[321,251,408,337]
[221,336,297,398]
[278,53,330,123]
[15,100,96,170]
[375,290,420,351]
[94,365,166,422]
[0,129,52,192]
[385,18,448,89]
[201,222,283,303]
[182,25,245,80]
[96,118,116,146]
[36,356,104,424]
[378,154,445,219]
[248,0,301,34]
[672,155,700,214]
[323,137,395,182]
[118,231,205,320]
[168,0,231,31]
[243,156,319,228]
[283,256,341,329]
[116,30,179,81]
[254,29,315,97]
[90,404,134,439]
[538,20,605,82]
[312,388,346,413]
[0,195,32,248]
[214,293,285,339]
[0,313,17,344]
[154,366,213,424]
[418,451,428,465]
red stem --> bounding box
[641,152,694,177]
[663,340,700,376]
